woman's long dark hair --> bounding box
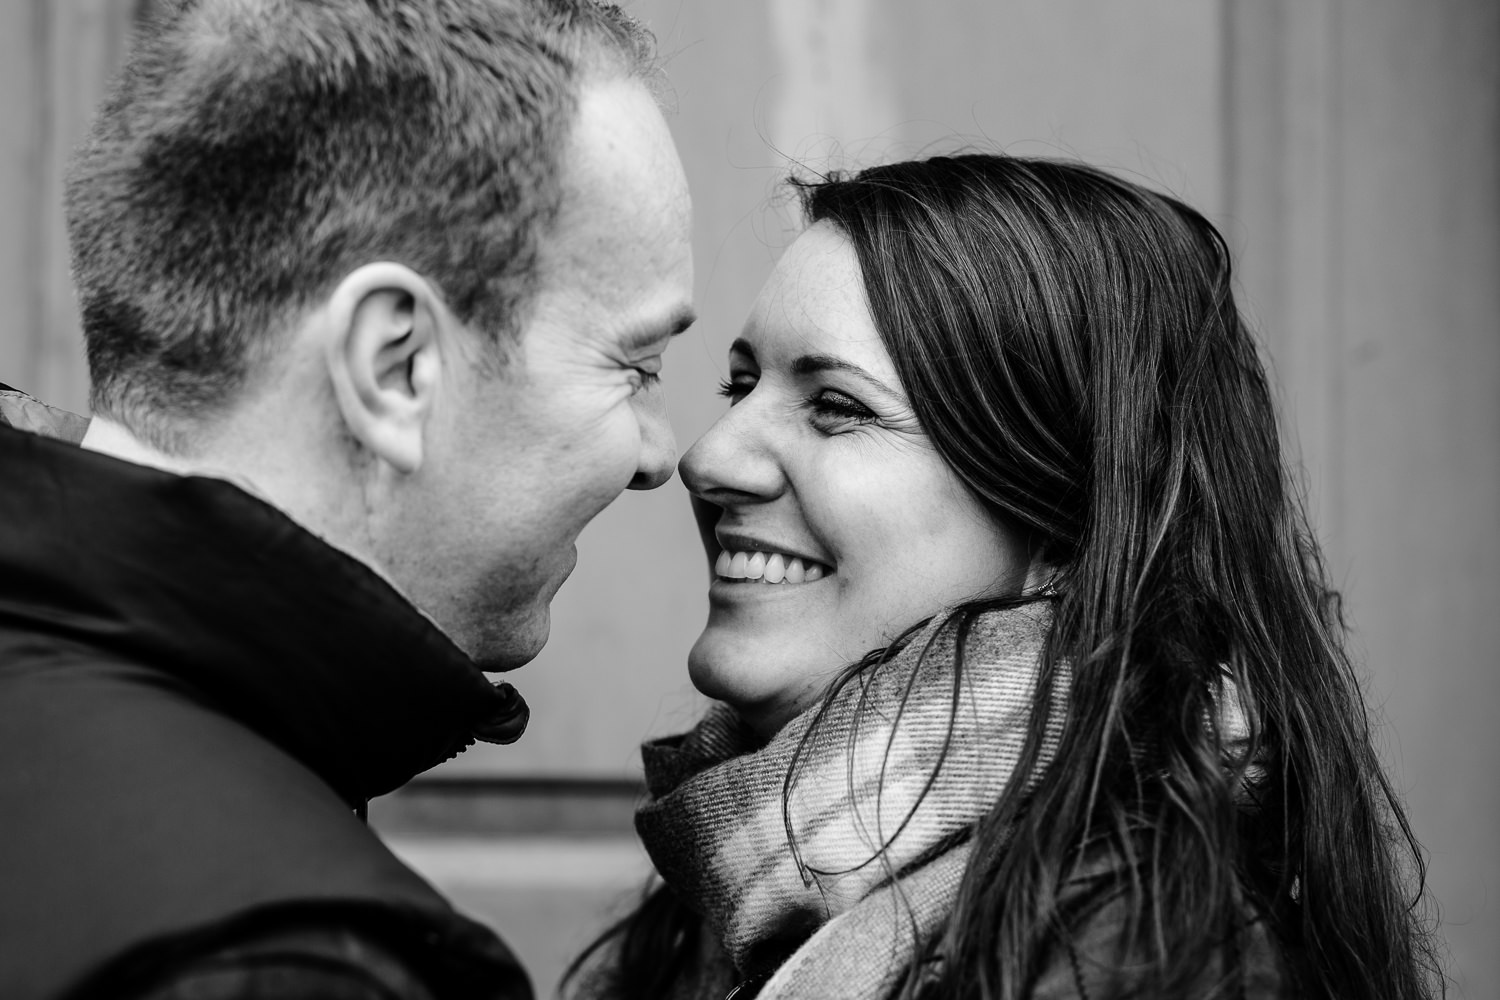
[568,155,1442,999]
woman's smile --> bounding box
[711,529,835,585]
[713,549,830,584]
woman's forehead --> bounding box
[739,225,892,372]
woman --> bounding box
[571,155,1441,999]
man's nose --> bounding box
[627,391,676,491]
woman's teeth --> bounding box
[714,549,828,584]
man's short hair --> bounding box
[66,0,654,449]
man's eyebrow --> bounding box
[622,306,697,352]
[790,353,899,396]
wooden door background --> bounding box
[1,2,1494,995]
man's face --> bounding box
[395,78,694,670]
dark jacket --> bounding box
[0,406,531,1000]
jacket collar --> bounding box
[0,424,527,805]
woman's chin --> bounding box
[685,629,749,705]
[686,629,837,739]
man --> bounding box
[0,1,693,998]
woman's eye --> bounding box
[716,375,756,404]
[629,369,662,394]
[809,389,877,425]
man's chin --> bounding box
[470,605,551,673]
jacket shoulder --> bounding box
[0,660,531,1000]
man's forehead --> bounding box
[556,80,689,221]
[521,76,694,349]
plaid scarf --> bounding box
[636,602,1065,999]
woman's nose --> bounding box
[678,398,783,504]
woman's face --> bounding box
[680,222,1035,737]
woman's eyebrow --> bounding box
[790,353,898,396]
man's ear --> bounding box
[322,262,444,474]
